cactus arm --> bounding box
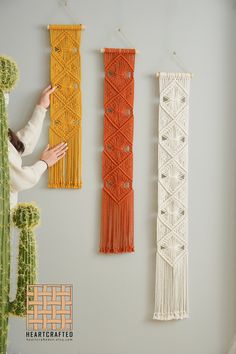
[9,203,39,317]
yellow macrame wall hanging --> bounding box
[48,24,83,188]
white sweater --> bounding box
[9,105,48,208]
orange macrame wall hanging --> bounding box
[100,48,136,253]
[48,24,83,188]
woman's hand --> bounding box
[40,142,68,167]
[38,85,57,109]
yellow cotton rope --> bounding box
[48,24,83,188]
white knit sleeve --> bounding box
[9,144,47,193]
[16,105,47,156]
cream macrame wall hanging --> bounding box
[153,72,192,320]
[48,24,83,188]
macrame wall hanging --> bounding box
[48,24,83,188]
[153,72,192,320]
[100,48,136,253]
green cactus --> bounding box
[0,57,39,354]
[0,55,19,354]
[0,55,19,92]
[9,203,40,317]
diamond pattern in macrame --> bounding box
[161,81,187,118]
[104,169,132,203]
[106,55,133,92]
[160,123,187,156]
[102,50,135,205]
[158,233,187,267]
[160,161,186,194]
[50,37,81,141]
[105,96,133,128]
[105,132,132,163]
[159,197,186,228]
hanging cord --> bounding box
[172,51,187,72]
[117,28,136,48]
[100,28,139,53]
[171,50,191,73]
[156,51,193,77]
[60,0,78,24]
[48,0,80,25]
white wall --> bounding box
[1,0,236,353]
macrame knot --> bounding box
[0,55,19,92]
[12,203,40,230]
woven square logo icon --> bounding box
[26,284,73,331]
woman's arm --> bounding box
[16,105,47,156]
[9,141,68,192]
[16,85,56,156]
[9,144,47,192]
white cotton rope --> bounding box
[153,72,192,321]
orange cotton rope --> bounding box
[48,24,83,188]
[100,48,136,253]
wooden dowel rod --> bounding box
[156,72,194,78]
[100,48,140,54]
[47,24,86,30]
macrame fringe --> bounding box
[48,129,65,188]
[100,191,134,253]
[153,254,188,320]
[48,130,81,188]
[153,313,189,321]
[66,132,81,188]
